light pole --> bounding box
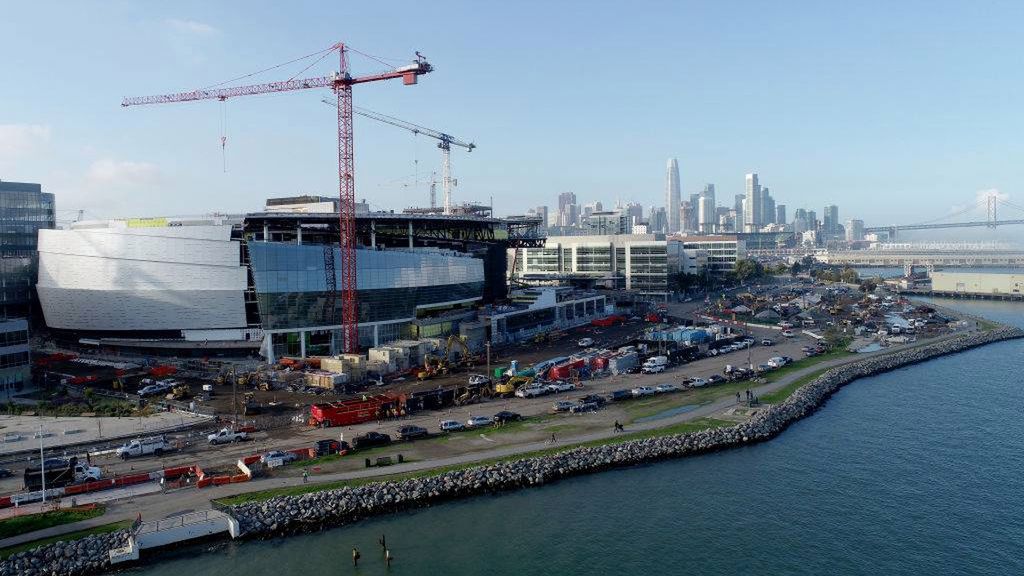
[38,423,46,503]
[485,342,491,381]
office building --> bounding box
[762,187,775,225]
[583,210,632,235]
[557,192,579,227]
[697,183,716,234]
[734,194,745,231]
[744,173,761,232]
[665,158,681,233]
[845,218,864,242]
[0,318,29,397]
[648,207,667,234]
[624,202,643,226]
[776,204,787,227]
[511,234,703,299]
[484,287,609,345]
[823,204,839,238]
[680,235,746,276]
[0,181,56,320]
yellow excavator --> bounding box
[445,335,475,369]
[495,375,533,397]
[417,354,450,381]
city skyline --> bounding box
[1,1,1023,237]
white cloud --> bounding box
[975,187,1009,203]
[0,124,51,160]
[85,159,161,188]
[165,18,220,36]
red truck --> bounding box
[309,394,402,427]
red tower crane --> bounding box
[122,42,433,353]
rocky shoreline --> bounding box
[2,326,1021,576]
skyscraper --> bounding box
[823,204,839,238]
[624,202,643,225]
[744,173,761,232]
[846,218,864,242]
[665,158,681,233]
[761,187,775,225]
[557,192,578,227]
[698,183,716,233]
[734,194,745,231]
[776,204,787,226]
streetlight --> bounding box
[38,422,46,504]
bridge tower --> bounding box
[987,192,998,228]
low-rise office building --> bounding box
[678,235,746,275]
[510,234,705,300]
[0,318,30,397]
[483,287,608,345]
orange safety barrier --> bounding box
[196,477,214,489]
[229,474,249,484]
[163,466,194,478]
[241,454,261,466]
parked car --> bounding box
[579,394,607,406]
[577,337,595,348]
[352,431,392,450]
[707,374,726,385]
[642,364,666,374]
[315,439,348,457]
[492,411,522,424]
[631,386,657,397]
[546,381,575,393]
[690,378,708,388]
[608,389,634,402]
[0,469,11,479]
[781,329,795,337]
[515,385,548,398]
[261,450,299,464]
[761,338,774,346]
[655,384,680,393]
[440,420,465,432]
[397,425,429,441]
[624,365,642,374]
[466,416,492,429]
[552,400,575,412]
[570,402,599,414]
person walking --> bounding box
[549,433,556,444]
[385,548,393,567]
[352,547,361,567]
[379,533,387,551]
[302,468,309,484]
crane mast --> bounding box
[123,42,432,353]
[322,100,474,214]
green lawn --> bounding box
[759,368,830,405]
[0,506,106,540]
[0,520,130,560]
[214,417,733,507]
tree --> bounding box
[790,261,803,276]
[859,279,877,293]
[839,267,860,284]
[734,259,763,283]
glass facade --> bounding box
[247,243,485,331]
[0,181,55,319]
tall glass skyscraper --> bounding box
[665,158,680,233]
[0,181,55,320]
[744,173,761,232]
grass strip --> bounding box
[0,506,106,540]
[0,520,130,560]
[214,417,732,507]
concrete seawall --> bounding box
[3,326,1021,576]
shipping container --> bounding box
[309,394,402,427]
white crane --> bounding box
[323,99,475,214]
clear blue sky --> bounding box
[2,0,1023,239]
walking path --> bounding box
[0,328,973,550]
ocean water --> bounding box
[130,299,1024,576]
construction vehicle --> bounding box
[417,353,449,381]
[445,335,475,368]
[495,375,533,397]
[164,384,191,401]
[241,392,261,416]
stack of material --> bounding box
[320,354,368,382]
[388,340,430,366]
[368,346,411,372]
[304,371,350,390]
[608,351,638,374]
[459,321,487,351]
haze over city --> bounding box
[2,0,1023,241]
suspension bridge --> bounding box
[864,193,1024,237]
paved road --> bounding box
[0,328,969,550]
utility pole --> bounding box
[485,341,492,380]
[38,422,46,503]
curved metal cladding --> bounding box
[36,226,250,332]
[246,243,485,330]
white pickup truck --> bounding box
[116,436,170,459]
[207,428,249,445]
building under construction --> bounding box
[36,198,543,360]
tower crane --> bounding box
[121,42,433,353]
[322,99,475,214]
